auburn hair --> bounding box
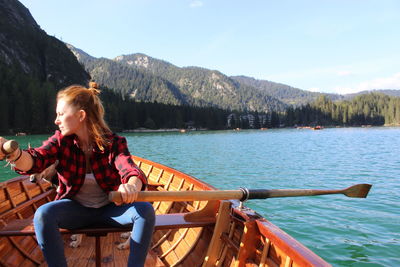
[57,82,111,150]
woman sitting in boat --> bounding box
[0,82,155,267]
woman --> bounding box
[0,82,155,267]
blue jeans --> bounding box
[33,199,155,267]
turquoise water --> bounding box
[1,128,399,266]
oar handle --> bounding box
[1,140,19,159]
[109,190,244,203]
[2,140,19,154]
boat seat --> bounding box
[0,213,216,266]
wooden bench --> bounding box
[0,213,216,267]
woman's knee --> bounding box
[135,202,155,223]
[34,203,54,226]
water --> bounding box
[1,128,399,266]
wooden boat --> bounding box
[0,155,332,267]
[311,126,323,130]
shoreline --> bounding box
[3,124,400,136]
[122,128,209,133]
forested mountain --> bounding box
[0,0,89,134]
[0,0,89,87]
[68,46,288,112]
[344,89,400,99]
[230,75,343,106]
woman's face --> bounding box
[54,99,82,136]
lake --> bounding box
[1,127,399,266]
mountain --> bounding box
[344,89,400,100]
[0,0,90,134]
[68,46,288,112]
[67,47,186,106]
[230,75,344,106]
[0,0,89,87]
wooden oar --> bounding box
[1,140,373,203]
[108,184,372,203]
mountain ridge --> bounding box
[0,0,89,87]
[68,45,289,112]
[69,45,399,112]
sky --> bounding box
[18,0,400,95]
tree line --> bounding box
[1,62,399,135]
[285,94,400,127]
[0,64,235,134]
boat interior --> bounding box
[0,156,329,267]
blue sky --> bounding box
[19,0,400,94]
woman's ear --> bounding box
[78,110,87,122]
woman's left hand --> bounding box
[115,183,139,205]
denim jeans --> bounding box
[33,199,155,267]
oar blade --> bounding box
[343,184,372,198]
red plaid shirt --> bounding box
[16,131,147,200]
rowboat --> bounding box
[0,155,369,267]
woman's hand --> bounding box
[115,176,143,206]
[115,183,139,206]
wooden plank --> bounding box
[173,227,206,267]
[132,156,216,191]
[259,237,271,267]
[8,236,41,265]
[111,233,129,267]
[285,255,293,267]
[235,221,259,267]
[0,200,13,214]
[0,190,54,222]
[159,227,190,258]
[144,164,153,177]
[148,168,163,184]
[202,201,232,267]
[2,244,26,267]
[145,250,166,267]
[99,234,114,267]
[0,213,215,237]
[19,258,38,267]
[216,220,237,267]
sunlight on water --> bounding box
[1,127,399,266]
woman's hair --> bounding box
[57,82,111,150]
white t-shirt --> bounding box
[72,173,110,208]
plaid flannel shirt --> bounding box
[16,131,147,200]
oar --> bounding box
[1,140,19,160]
[0,140,373,203]
[108,184,372,203]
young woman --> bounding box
[0,82,155,267]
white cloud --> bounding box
[333,72,400,95]
[263,57,400,95]
[190,1,203,8]
[337,70,353,77]
[356,72,400,91]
